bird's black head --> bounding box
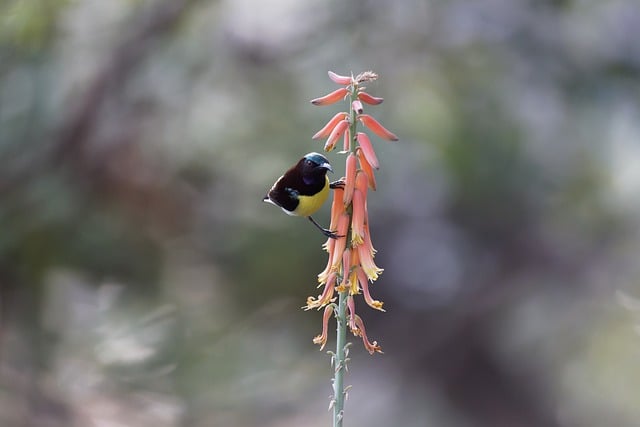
[299,152,333,176]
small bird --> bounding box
[264,152,343,239]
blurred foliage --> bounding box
[2,1,640,426]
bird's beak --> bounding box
[321,162,333,173]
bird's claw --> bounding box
[322,229,343,239]
[330,179,346,189]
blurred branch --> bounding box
[54,0,199,165]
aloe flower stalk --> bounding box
[305,70,397,427]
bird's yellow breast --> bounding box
[293,176,330,217]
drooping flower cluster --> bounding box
[304,71,397,355]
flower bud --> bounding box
[311,87,348,106]
[328,71,353,85]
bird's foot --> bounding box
[330,179,346,189]
[322,228,344,239]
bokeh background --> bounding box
[2,0,640,426]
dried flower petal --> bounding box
[353,315,383,354]
[328,71,353,85]
[312,305,334,350]
[312,112,348,140]
[311,87,349,106]
[305,272,337,310]
[358,91,384,105]
[358,114,398,141]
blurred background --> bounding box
[2,0,640,426]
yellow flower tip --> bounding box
[310,87,348,106]
[336,284,348,293]
[351,234,365,247]
[328,71,353,85]
[369,300,385,312]
[358,114,399,141]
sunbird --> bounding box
[264,152,343,239]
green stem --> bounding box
[332,290,348,427]
[331,81,360,427]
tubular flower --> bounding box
[311,87,348,106]
[342,126,351,152]
[357,267,385,311]
[329,213,350,272]
[313,305,334,350]
[312,112,349,140]
[324,119,349,152]
[343,153,357,205]
[357,238,383,282]
[351,189,366,246]
[328,70,353,85]
[357,91,384,105]
[336,249,352,292]
[356,147,377,191]
[356,132,379,169]
[348,249,361,295]
[328,186,345,236]
[358,114,399,141]
[355,169,369,199]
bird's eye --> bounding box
[305,159,314,166]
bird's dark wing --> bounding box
[265,174,300,213]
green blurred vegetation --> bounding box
[2,1,640,426]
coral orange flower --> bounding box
[351,189,366,246]
[357,238,383,281]
[357,91,384,105]
[310,87,348,106]
[356,132,379,169]
[312,112,348,140]
[358,114,399,141]
[342,153,357,205]
[329,213,350,272]
[357,267,385,311]
[328,71,353,85]
[324,119,349,152]
[356,147,377,191]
